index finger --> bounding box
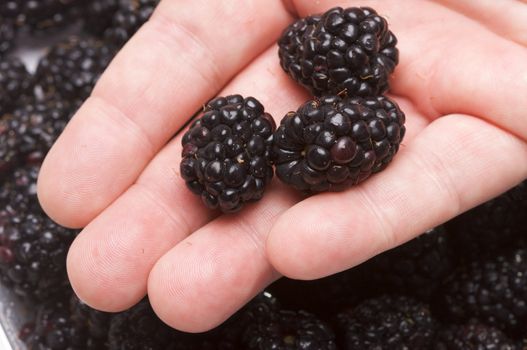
[38,0,293,228]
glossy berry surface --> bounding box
[36,37,116,100]
[181,95,276,213]
[273,94,405,192]
[278,7,398,97]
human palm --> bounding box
[37,0,527,332]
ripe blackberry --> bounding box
[23,290,110,350]
[0,0,83,33]
[0,98,78,178]
[0,19,16,56]
[0,57,32,116]
[268,267,368,320]
[436,248,527,336]
[242,309,337,350]
[36,37,116,101]
[180,95,276,213]
[364,226,455,300]
[434,322,519,350]
[336,295,438,349]
[278,7,398,97]
[104,0,160,47]
[273,95,405,192]
[446,181,527,260]
[82,0,119,36]
[0,164,78,300]
[70,294,113,348]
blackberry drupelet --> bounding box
[365,226,455,300]
[446,181,527,260]
[104,0,160,47]
[434,322,519,350]
[0,97,78,177]
[436,248,527,336]
[82,0,119,36]
[242,309,337,350]
[0,19,16,56]
[278,7,398,97]
[273,94,405,192]
[0,0,83,33]
[35,37,116,100]
[336,295,438,349]
[0,57,32,116]
[181,95,276,213]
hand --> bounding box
[37,0,527,332]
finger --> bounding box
[38,0,293,228]
[291,0,527,141]
[267,115,527,279]
[67,45,308,312]
[146,94,428,332]
[148,183,300,332]
[434,0,527,46]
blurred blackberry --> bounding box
[82,0,119,36]
[0,163,40,212]
[434,322,519,350]
[23,290,109,350]
[181,95,276,213]
[0,98,78,178]
[243,309,337,350]
[0,0,83,33]
[273,95,405,192]
[70,294,113,347]
[0,164,77,300]
[436,248,527,336]
[278,7,398,97]
[364,226,455,300]
[268,267,368,320]
[36,37,116,101]
[104,0,160,47]
[446,181,527,260]
[336,295,438,349]
[0,57,32,116]
[0,19,17,56]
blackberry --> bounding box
[273,95,405,192]
[336,295,438,349]
[108,299,200,350]
[436,248,527,336]
[0,19,17,56]
[35,37,116,101]
[70,294,113,348]
[268,267,368,320]
[180,95,276,213]
[364,226,455,300]
[242,309,337,350]
[435,322,519,350]
[0,164,77,300]
[278,7,398,97]
[82,0,119,36]
[104,0,160,47]
[0,0,83,33]
[0,97,78,178]
[24,290,109,350]
[446,181,527,260]
[0,57,32,116]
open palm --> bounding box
[37,0,527,332]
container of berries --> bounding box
[2,1,527,349]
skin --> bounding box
[37,0,527,332]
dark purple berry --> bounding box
[181,95,275,213]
